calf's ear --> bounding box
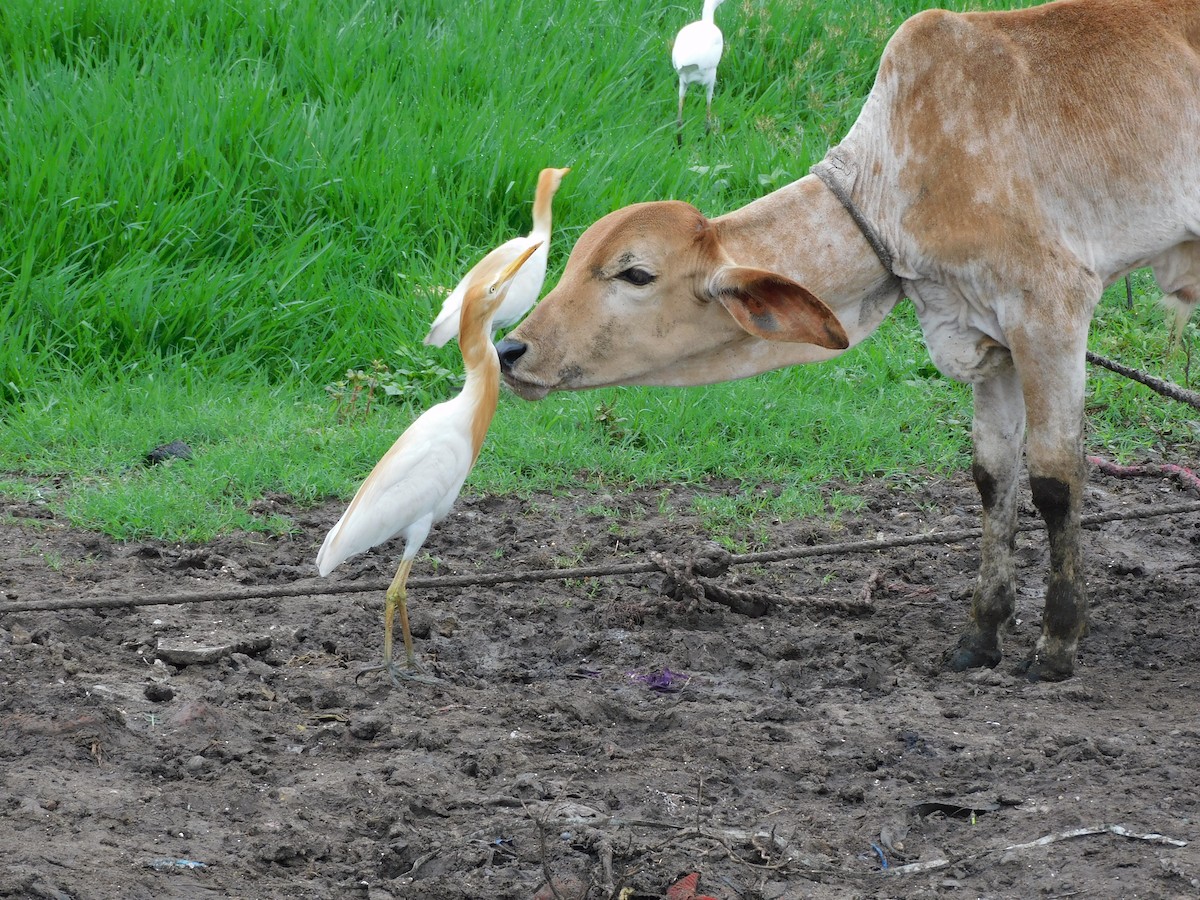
[708,266,850,349]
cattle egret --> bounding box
[317,242,542,684]
[424,167,570,347]
[672,0,726,143]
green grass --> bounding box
[1,0,1195,543]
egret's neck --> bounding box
[460,326,500,461]
[701,0,722,23]
[531,188,555,238]
[460,316,501,379]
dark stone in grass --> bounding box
[144,440,193,466]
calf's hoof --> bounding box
[1013,651,1075,683]
[943,637,1001,673]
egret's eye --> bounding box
[617,267,655,287]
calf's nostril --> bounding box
[495,338,528,372]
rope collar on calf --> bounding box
[810,156,895,277]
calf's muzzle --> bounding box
[496,338,528,375]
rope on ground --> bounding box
[651,547,775,618]
[1087,350,1200,410]
[4,496,1199,615]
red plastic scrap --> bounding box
[665,872,719,900]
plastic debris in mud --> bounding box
[628,667,691,692]
[665,871,719,900]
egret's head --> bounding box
[538,166,571,197]
[461,241,543,334]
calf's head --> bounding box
[498,200,848,400]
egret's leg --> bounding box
[388,557,416,670]
[357,557,437,686]
[676,80,686,146]
[704,83,715,134]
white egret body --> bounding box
[317,242,542,682]
[672,0,726,142]
[424,167,570,347]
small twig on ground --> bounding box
[399,850,437,880]
[596,836,615,898]
[1086,350,1200,410]
[643,825,839,878]
[887,823,1188,876]
[859,569,885,606]
[522,799,567,900]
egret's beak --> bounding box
[496,241,542,286]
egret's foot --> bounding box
[943,633,1002,672]
[354,660,443,687]
[1013,649,1075,683]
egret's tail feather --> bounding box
[423,315,458,347]
[315,520,346,576]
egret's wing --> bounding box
[316,401,478,574]
[424,237,532,347]
[492,237,550,331]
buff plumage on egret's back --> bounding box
[424,167,570,348]
[317,242,542,685]
[672,0,726,144]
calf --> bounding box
[498,0,1200,681]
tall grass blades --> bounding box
[5,0,1190,543]
[0,0,1034,394]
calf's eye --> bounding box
[617,267,655,286]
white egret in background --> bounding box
[672,0,727,144]
[424,167,570,347]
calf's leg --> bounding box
[946,363,1025,671]
[1150,239,1200,347]
[1010,320,1090,681]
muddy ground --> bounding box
[2,463,1199,899]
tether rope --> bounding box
[4,498,1198,615]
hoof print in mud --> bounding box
[1014,653,1075,683]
